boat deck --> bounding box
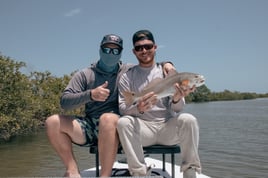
[81,157,210,178]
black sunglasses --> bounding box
[134,44,154,52]
[102,47,122,55]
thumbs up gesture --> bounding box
[90,81,110,101]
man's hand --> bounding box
[137,92,158,113]
[163,62,176,77]
[172,83,196,103]
[90,81,110,101]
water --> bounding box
[183,98,268,178]
[0,98,268,178]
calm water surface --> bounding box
[0,98,268,178]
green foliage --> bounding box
[0,54,73,141]
[207,90,261,101]
[186,85,211,102]
[0,55,39,140]
[29,71,65,122]
[185,87,267,103]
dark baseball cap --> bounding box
[100,34,123,49]
[132,29,155,45]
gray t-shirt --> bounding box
[118,63,185,122]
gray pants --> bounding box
[117,113,201,175]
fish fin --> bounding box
[122,91,135,106]
[166,70,178,77]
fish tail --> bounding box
[122,91,135,105]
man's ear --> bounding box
[132,48,136,55]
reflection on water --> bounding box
[0,98,268,178]
[0,130,92,177]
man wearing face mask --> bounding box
[45,34,175,177]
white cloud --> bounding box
[64,8,81,17]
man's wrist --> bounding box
[89,90,94,101]
[172,98,180,104]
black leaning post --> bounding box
[171,153,175,178]
[162,153,166,171]
[95,150,99,177]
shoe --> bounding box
[183,167,196,178]
[146,163,155,176]
[132,163,155,176]
[111,168,131,177]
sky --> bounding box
[1,0,267,93]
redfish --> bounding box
[122,72,205,105]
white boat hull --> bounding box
[81,157,210,178]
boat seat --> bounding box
[89,144,180,178]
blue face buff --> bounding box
[98,48,121,72]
